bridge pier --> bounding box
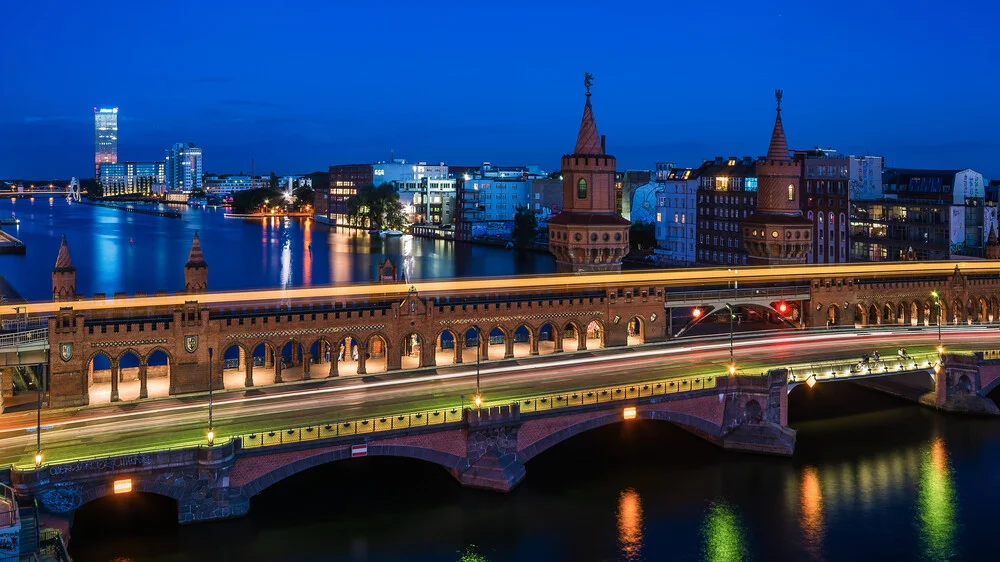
[454,405,525,492]
[712,369,796,456]
[853,353,1000,416]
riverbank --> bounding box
[225,212,312,219]
[0,230,25,255]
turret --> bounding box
[184,231,208,292]
[986,224,1000,260]
[52,235,76,300]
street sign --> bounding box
[351,444,367,458]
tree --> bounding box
[629,220,655,250]
[268,171,279,191]
[457,545,488,562]
[511,204,538,247]
[81,178,102,199]
[232,188,283,214]
[293,186,314,211]
[347,183,406,229]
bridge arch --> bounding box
[114,348,143,401]
[86,350,115,405]
[883,302,895,325]
[853,303,867,327]
[239,444,466,499]
[364,332,390,373]
[826,304,841,327]
[512,324,534,358]
[278,338,308,382]
[516,410,725,464]
[143,347,172,399]
[308,336,336,378]
[538,322,559,354]
[434,328,458,366]
[562,320,583,352]
[952,299,963,325]
[487,326,509,360]
[868,303,880,326]
[42,479,186,516]
[586,319,606,349]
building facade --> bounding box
[316,164,374,225]
[696,157,758,266]
[165,143,203,193]
[618,170,654,221]
[204,175,257,195]
[455,177,530,238]
[529,178,564,227]
[396,178,457,225]
[94,107,118,179]
[99,161,165,196]
[652,167,698,264]
[851,168,996,261]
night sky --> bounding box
[2,0,997,179]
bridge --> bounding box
[2,246,1000,527]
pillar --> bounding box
[454,342,463,364]
[555,332,564,352]
[480,337,489,361]
[273,358,283,383]
[504,337,514,359]
[110,362,120,402]
[303,351,312,380]
[529,335,539,356]
[0,369,5,414]
[578,329,588,351]
[330,355,338,377]
[139,362,148,399]
[293,345,301,366]
[238,347,246,370]
[245,359,254,387]
[357,346,367,375]
[265,349,273,369]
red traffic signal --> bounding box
[777,302,789,314]
[692,308,703,318]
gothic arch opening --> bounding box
[627,317,644,346]
[586,320,605,349]
[333,336,361,376]
[222,344,250,389]
[854,303,867,328]
[279,340,308,382]
[538,322,559,355]
[513,325,533,358]
[487,327,507,361]
[461,327,483,364]
[436,329,457,366]
[87,351,114,405]
[115,350,142,401]
[562,322,582,352]
[309,337,336,378]
[365,334,388,374]
[401,332,422,370]
[883,302,895,325]
[868,303,880,326]
[826,304,841,327]
[144,349,171,399]
[252,342,279,384]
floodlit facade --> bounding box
[99,161,165,196]
[94,107,119,179]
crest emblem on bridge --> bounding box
[59,343,73,362]
[184,335,198,354]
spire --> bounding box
[988,223,998,245]
[574,72,603,155]
[53,235,75,272]
[185,231,207,268]
[766,89,790,162]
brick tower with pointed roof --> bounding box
[52,235,76,300]
[986,224,1000,260]
[742,90,813,265]
[547,73,631,272]
[184,231,208,292]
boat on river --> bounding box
[380,230,404,238]
[0,216,18,225]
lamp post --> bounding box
[474,329,482,409]
[34,359,42,469]
[725,303,736,376]
[207,347,214,446]
[931,290,943,358]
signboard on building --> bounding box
[954,169,985,204]
[849,156,883,201]
[949,206,966,258]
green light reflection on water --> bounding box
[917,438,957,561]
[701,499,748,562]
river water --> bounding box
[0,198,554,302]
[66,384,1000,562]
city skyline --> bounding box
[2,0,998,180]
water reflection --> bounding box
[799,466,824,559]
[918,438,957,561]
[702,500,747,562]
[616,488,643,561]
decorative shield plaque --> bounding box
[184,335,198,353]
[59,343,73,362]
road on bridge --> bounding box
[0,327,994,468]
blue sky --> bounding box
[1,0,997,179]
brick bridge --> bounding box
[6,238,1000,410]
[8,352,1000,524]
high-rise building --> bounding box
[695,156,758,266]
[99,161,165,196]
[94,107,119,179]
[165,143,204,193]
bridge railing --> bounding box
[0,328,48,350]
[239,373,721,450]
[786,352,938,384]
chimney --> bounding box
[600,135,606,153]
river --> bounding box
[64,383,1000,561]
[0,198,555,302]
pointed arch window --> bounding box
[788,184,795,201]
[577,178,587,199]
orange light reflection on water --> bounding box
[617,488,644,561]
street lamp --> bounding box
[474,329,482,409]
[34,350,45,469]
[725,303,737,375]
[931,290,943,357]
[207,347,214,446]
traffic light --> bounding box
[777,302,789,315]
[692,308,703,318]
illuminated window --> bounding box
[577,178,587,199]
[656,212,662,222]
[788,184,795,201]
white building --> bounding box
[652,167,699,264]
[204,175,256,195]
[396,178,457,225]
[373,160,449,184]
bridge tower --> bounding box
[184,231,208,292]
[742,90,812,265]
[986,224,999,260]
[547,73,630,272]
[52,235,76,301]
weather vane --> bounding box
[584,72,594,95]
[775,89,783,110]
